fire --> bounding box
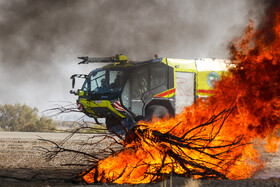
[80,1,280,184]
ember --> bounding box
[80,1,280,184]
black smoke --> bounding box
[0,0,270,112]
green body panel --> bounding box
[79,98,125,118]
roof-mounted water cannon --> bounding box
[78,54,128,65]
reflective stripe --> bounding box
[113,101,126,111]
[154,88,176,98]
[77,102,83,111]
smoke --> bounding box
[0,0,271,113]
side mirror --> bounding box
[70,75,76,88]
[70,74,86,89]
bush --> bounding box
[0,103,56,132]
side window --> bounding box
[131,67,148,99]
[109,70,125,93]
[109,71,118,85]
[90,70,106,92]
[150,64,167,89]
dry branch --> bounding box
[40,104,248,184]
[78,104,249,184]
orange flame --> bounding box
[81,1,280,184]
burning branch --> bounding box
[80,104,249,184]
[38,103,249,184]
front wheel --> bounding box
[145,105,170,121]
[106,117,135,135]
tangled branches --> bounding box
[79,105,248,184]
[37,126,124,169]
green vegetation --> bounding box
[0,103,56,132]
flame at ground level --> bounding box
[80,1,280,184]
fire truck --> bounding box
[70,54,228,134]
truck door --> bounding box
[175,72,196,114]
[130,67,149,115]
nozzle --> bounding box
[78,56,89,64]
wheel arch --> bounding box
[144,99,175,117]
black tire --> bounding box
[106,117,122,134]
[145,105,169,121]
[106,117,135,135]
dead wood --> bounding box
[41,103,248,184]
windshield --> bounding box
[82,69,127,99]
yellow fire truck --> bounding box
[70,54,228,134]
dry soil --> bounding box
[0,131,279,186]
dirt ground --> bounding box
[0,131,280,186]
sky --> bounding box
[0,0,269,119]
